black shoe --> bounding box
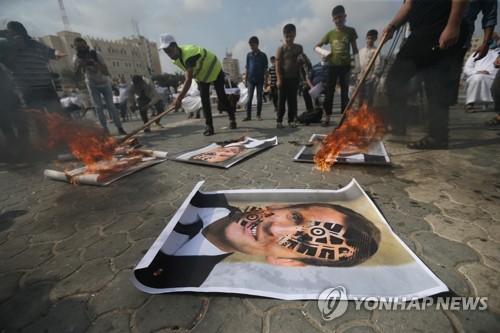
[118,128,127,135]
[144,127,151,133]
[321,121,330,127]
[407,136,448,150]
[242,117,251,122]
[229,121,237,129]
[276,122,284,129]
[203,126,215,136]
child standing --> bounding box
[358,29,381,107]
[243,36,268,122]
[268,56,278,112]
[276,23,303,129]
[315,5,359,126]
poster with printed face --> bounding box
[44,150,168,186]
[133,179,447,300]
[173,136,278,168]
[293,134,391,165]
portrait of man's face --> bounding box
[204,204,372,267]
[191,145,243,163]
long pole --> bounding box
[337,33,389,128]
[119,105,176,143]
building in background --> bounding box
[222,50,240,83]
[38,30,162,87]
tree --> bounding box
[151,72,184,90]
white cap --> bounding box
[159,33,175,50]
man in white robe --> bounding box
[463,45,499,112]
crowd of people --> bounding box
[1,0,499,155]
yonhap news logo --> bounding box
[317,286,349,320]
[318,286,488,320]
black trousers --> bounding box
[198,70,236,127]
[277,77,298,123]
[386,45,462,142]
[324,65,350,115]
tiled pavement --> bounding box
[0,97,499,332]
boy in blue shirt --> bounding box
[243,36,268,121]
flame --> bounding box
[34,110,118,167]
[314,104,385,172]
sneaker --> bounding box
[155,123,164,128]
[257,116,262,121]
[289,122,298,128]
[242,117,251,122]
[276,122,284,129]
[118,127,127,135]
[229,121,237,129]
[144,127,151,133]
[203,126,215,136]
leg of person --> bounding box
[286,78,298,127]
[256,82,263,120]
[244,81,255,121]
[138,107,151,132]
[42,86,65,115]
[338,65,351,113]
[486,69,500,126]
[212,71,237,129]
[449,47,468,106]
[385,56,419,135]
[120,101,128,121]
[276,84,286,128]
[271,86,278,112]
[303,85,314,112]
[366,80,376,107]
[101,84,126,135]
[88,85,109,133]
[198,80,215,136]
[154,100,164,127]
[322,66,336,126]
[407,54,454,149]
[0,95,20,146]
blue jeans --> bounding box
[88,83,123,130]
[246,81,264,118]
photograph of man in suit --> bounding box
[134,190,381,289]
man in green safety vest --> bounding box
[159,33,237,136]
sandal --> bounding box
[465,104,476,113]
[485,115,500,126]
[203,126,215,136]
[407,136,448,150]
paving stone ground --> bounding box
[0,96,499,332]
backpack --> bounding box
[297,108,322,125]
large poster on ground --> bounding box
[173,136,278,168]
[44,150,168,186]
[133,179,447,300]
[293,134,390,165]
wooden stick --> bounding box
[119,105,177,143]
[336,33,389,128]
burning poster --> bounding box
[173,136,278,168]
[44,149,168,186]
[294,134,390,165]
[133,180,447,300]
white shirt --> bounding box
[359,45,381,80]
